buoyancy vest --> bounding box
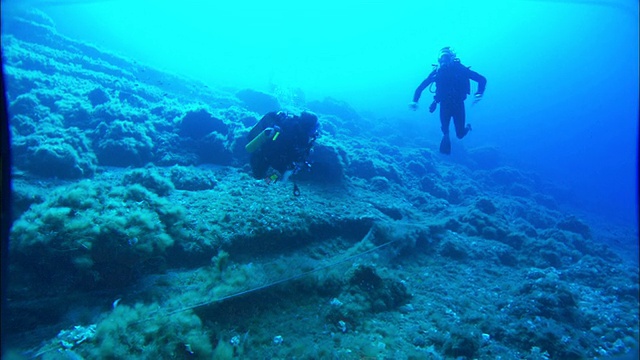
[434,61,471,102]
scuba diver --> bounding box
[246,110,319,184]
[409,47,487,155]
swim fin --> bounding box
[439,135,451,155]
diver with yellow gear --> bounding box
[409,47,487,155]
[246,111,319,182]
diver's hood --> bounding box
[438,47,457,64]
[299,111,319,137]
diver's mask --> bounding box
[299,111,319,141]
[437,47,456,66]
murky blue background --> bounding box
[4,0,638,225]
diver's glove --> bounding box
[408,102,418,111]
[428,100,437,113]
[472,93,483,105]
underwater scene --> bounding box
[1,1,638,360]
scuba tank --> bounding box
[245,127,280,153]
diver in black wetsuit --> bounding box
[409,47,487,155]
[246,111,319,182]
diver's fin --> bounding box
[439,135,451,155]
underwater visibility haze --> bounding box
[17,0,638,225]
[1,0,638,359]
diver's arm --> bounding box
[468,70,487,95]
[412,71,436,103]
[413,79,430,103]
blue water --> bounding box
[11,0,634,226]
[2,2,639,357]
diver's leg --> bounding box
[250,153,269,179]
[453,101,469,139]
[439,103,452,154]
[439,102,452,135]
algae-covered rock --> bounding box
[235,88,280,115]
[308,97,362,122]
[10,180,188,289]
[475,197,497,214]
[170,165,217,191]
[297,143,346,183]
[12,125,97,178]
[87,304,213,359]
[94,120,154,167]
[557,215,591,239]
[123,167,174,196]
[179,108,229,139]
[87,87,110,107]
